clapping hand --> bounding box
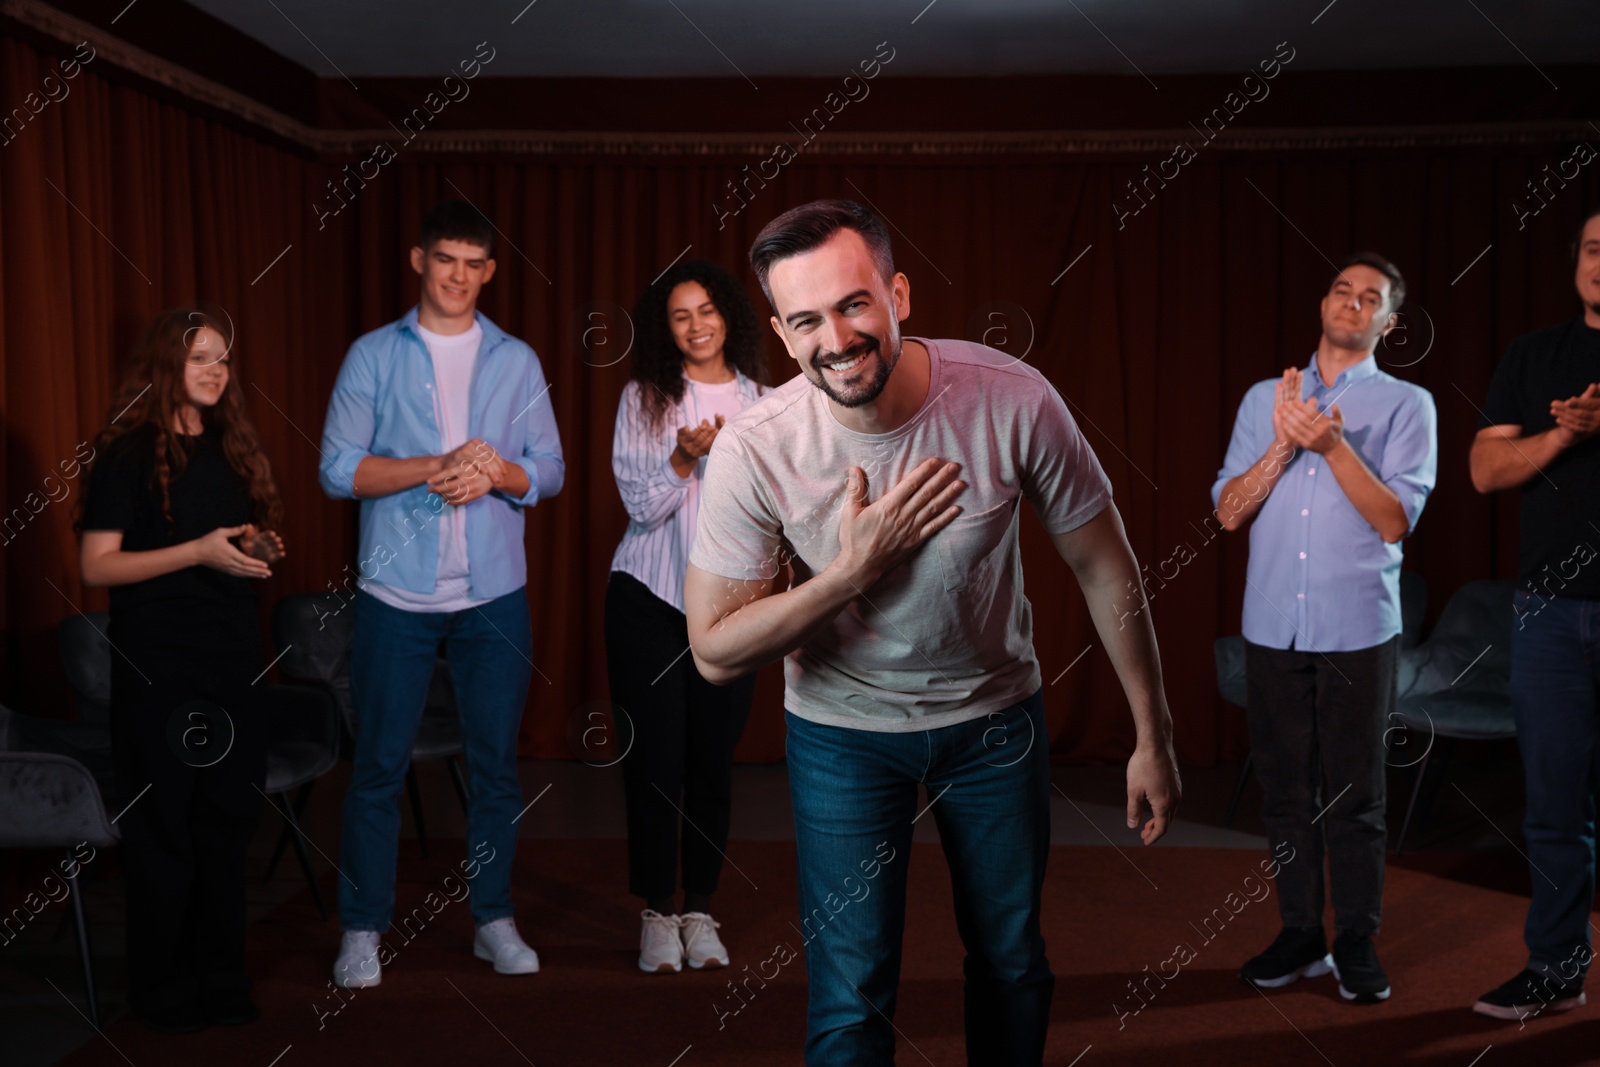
[1551,383,1600,446]
[1280,396,1345,454]
[194,525,273,579]
[237,524,287,565]
[428,438,507,506]
[676,415,726,462]
[1271,367,1303,449]
[1274,366,1344,454]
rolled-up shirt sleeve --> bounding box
[1212,381,1273,511]
[319,341,376,500]
[612,382,690,530]
[1380,388,1438,535]
[504,353,564,508]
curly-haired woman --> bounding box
[605,261,771,974]
[79,306,284,1032]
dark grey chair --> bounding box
[271,594,468,862]
[1389,579,1516,851]
[0,704,119,1029]
[256,685,343,918]
[56,612,341,918]
[56,613,112,727]
[1216,570,1428,824]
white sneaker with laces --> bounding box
[474,918,541,975]
[681,912,729,970]
[333,930,383,989]
[639,910,684,974]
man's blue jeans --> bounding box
[785,689,1053,1067]
[1511,590,1600,980]
[338,589,533,931]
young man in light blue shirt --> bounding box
[1214,253,1436,1004]
[319,200,564,988]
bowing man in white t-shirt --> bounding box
[683,199,1182,1065]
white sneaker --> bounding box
[639,910,684,974]
[473,918,540,975]
[681,912,729,970]
[333,930,382,989]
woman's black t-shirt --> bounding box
[82,424,260,648]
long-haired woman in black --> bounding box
[79,306,284,1032]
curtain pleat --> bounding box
[2,35,1591,765]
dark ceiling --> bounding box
[181,0,1598,80]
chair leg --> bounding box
[52,852,96,943]
[447,756,471,813]
[272,791,329,921]
[1226,750,1255,826]
[264,830,289,882]
[66,850,98,1030]
[406,763,429,859]
[52,895,73,943]
[1412,737,1457,835]
[1395,745,1435,854]
[264,782,316,882]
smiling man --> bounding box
[318,199,564,989]
[1215,253,1437,1004]
[683,198,1182,1066]
[1469,206,1600,1023]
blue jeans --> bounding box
[785,690,1053,1067]
[1511,591,1600,980]
[338,589,533,931]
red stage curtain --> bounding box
[0,34,358,723]
[2,34,1591,766]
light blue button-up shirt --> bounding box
[1211,353,1436,653]
[319,306,564,602]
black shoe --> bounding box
[1331,933,1390,1003]
[136,1000,209,1034]
[1240,926,1333,988]
[1473,968,1587,1022]
[201,990,260,1026]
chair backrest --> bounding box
[1398,579,1515,699]
[272,593,357,736]
[56,612,113,725]
[271,592,462,757]
[260,683,342,793]
[1213,636,1247,707]
[1399,571,1427,648]
[0,748,119,849]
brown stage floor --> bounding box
[53,838,1600,1067]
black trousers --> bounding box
[604,571,755,901]
[109,621,266,1015]
[1245,636,1398,939]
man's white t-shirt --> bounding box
[689,336,1113,732]
[362,320,491,612]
